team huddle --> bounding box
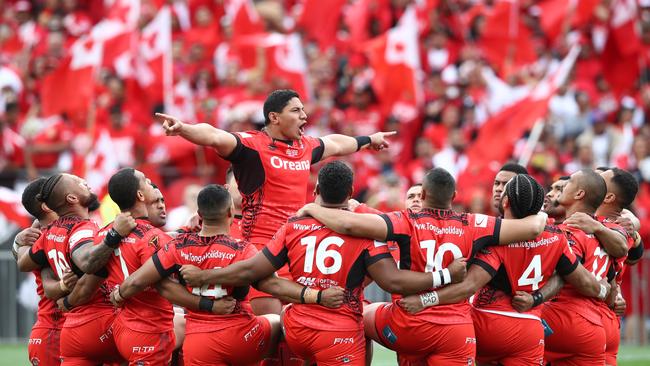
[11,90,645,365]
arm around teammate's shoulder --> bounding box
[297,203,388,241]
[498,212,547,245]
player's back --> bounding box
[271,216,388,331]
[157,232,257,334]
[101,219,174,333]
[382,208,501,324]
[472,225,576,318]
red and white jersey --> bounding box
[225,130,324,245]
[263,216,392,331]
[597,216,634,286]
[548,223,615,325]
[100,218,174,333]
[472,225,579,319]
[29,216,113,327]
[229,215,243,240]
[380,208,501,325]
[153,232,257,334]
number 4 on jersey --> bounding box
[518,254,544,290]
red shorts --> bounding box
[374,303,475,365]
[112,318,175,365]
[28,327,61,366]
[542,304,606,365]
[472,308,544,366]
[248,265,291,301]
[283,321,365,366]
[60,312,122,365]
[183,317,272,365]
[602,311,620,365]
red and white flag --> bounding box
[267,33,311,100]
[297,0,346,50]
[227,0,265,37]
[0,187,31,228]
[602,0,640,97]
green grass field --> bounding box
[1,343,649,365]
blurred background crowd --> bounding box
[1,0,650,344]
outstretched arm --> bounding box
[179,251,278,287]
[321,131,396,159]
[297,204,388,241]
[155,113,238,157]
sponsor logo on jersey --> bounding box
[286,148,299,157]
[132,346,155,353]
[46,233,66,243]
[474,214,488,228]
[296,276,317,286]
[270,156,310,171]
[465,337,477,344]
[333,338,354,345]
[244,323,261,342]
[336,355,353,363]
[28,338,42,345]
[148,235,159,249]
[413,222,464,236]
[179,250,236,263]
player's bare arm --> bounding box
[498,212,548,244]
[564,212,628,258]
[561,262,610,300]
[12,227,41,261]
[180,251,277,287]
[320,131,396,159]
[297,204,388,241]
[155,278,236,315]
[619,208,641,232]
[367,257,467,296]
[626,231,644,265]
[399,264,492,314]
[512,272,564,312]
[72,212,136,274]
[42,267,77,300]
[56,274,103,312]
[255,276,345,308]
[155,113,238,157]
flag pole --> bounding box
[518,118,545,167]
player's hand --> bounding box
[56,297,72,312]
[398,294,425,314]
[614,216,635,236]
[320,286,345,308]
[512,291,534,312]
[113,212,137,237]
[110,287,125,307]
[296,203,318,218]
[347,199,361,211]
[599,279,612,302]
[564,212,601,234]
[61,270,78,292]
[156,113,185,136]
[448,258,468,283]
[368,131,397,151]
[212,296,236,315]
[15,227,42,247]
[180,265,206,287]
[613,295,626,317]
[184,213,202,232]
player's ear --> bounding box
[502,194,510,209]
[575,188,585,201]
[268,111,280,125]
[66,193,78,205]
[603,192,616,204]
[136,189,145,202]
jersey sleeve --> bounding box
[262,225,289,270]
[68,222,98,253]
[471,247,502,278]
[152,239,180,278]
[363,239,393,267]
[28,235,48,268]
[555,236,579,276]
[380,210,411,242]
[139,230,173,265]
[306,136,324,164]
[564,230,585,260]
[468,213,502,252]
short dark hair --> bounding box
[499,162,528,175]
[578,169,607,211]
[197,184,231,221]
[505,174,545,218]
[610,168,638,208]
[317,161,353,204]
[263,89,300,125]
[37,173,65,211]
[595,166,610,172]
[108,168,140,210]
[22,178,47,220]
[423,168,456,207]
[558,176,570,181]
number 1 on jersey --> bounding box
[518,254,544,290]
[47,249,70,279]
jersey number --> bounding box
[301,236,343,275]
[518,254,544,290]
[419,240,463,273]
[191,267,228,299]
[47,249,70,279]
[113,248,130,280]
[591,247,609,280]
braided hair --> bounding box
[36,173,64,211]
[505,174,545,219]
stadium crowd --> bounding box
[1,0,650,364]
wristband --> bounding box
[431,271,442,288]
[531,290,544,307]
[441,268,451,285]
[199,296,214,312]
[300,286,308,304]
[316,290,323,305]
[63,296,73,311]
[420,291,439,307]
[59,280,69,292]
[598,284,608,300]
[105,228,123,248]
[113,286,126,303]
[12,238,20,253]
[304,288,318,304]
[354,136,371,151]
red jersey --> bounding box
[152,232,257,334]
[230,215,243,240]
[28,216,113,327]
[598,216,634,285]
[100,218,174,333]
[225,131,324,244]
[549,224,614,325]
[31,269,65,330]
[381,208,501,325]
[263,216,392,331]
[472,225,579,319]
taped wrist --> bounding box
[420,291,439,307]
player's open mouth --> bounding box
[299,123,306,134]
